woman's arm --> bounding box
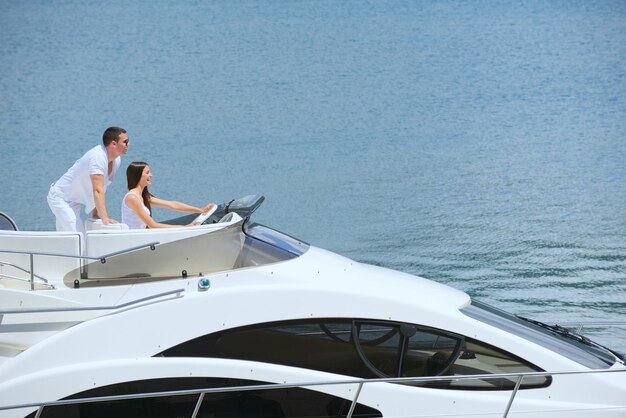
[151,196,215,214]
[125,194,183,229]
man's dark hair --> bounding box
[102,127,127,146]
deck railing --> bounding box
[0,241,159,290]
[1,368,624,418]
[0,288,184,315]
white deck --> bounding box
[0,217,250,355]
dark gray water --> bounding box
[1,1,625,348]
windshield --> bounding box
[461,300,617,369]
[243,222,309,256]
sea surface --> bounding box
[1,1,625,349]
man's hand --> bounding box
[91,210,119,224]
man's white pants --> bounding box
[47,185,85,233]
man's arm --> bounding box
[90,174,118,224]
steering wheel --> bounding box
[193,204,218,224]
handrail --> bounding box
[0,288,184,315]
[1,368,624,417]
[0,272,55,289]
[0,260,48,283]
[346,381,364,418]
[0,241,160,263]
[502,376,523,417]
[0,241,159,290]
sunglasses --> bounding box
[117,138,130,145]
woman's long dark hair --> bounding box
[126,161,153,215]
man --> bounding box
[47,127,129,232]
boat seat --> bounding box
[0,212,18,231]
[85,218,129,231]
[0,231,82,286]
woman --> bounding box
[122,161,215,229]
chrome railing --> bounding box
[0,272,55,290]
[0,260,48,283]
[1,368,624,418]
[0,288,184,315]
[0,241,159,290]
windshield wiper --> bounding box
[516,316,625,362]
[517,316,591,343]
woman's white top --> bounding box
[121,192,150,229]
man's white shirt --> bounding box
[53,144,121,214]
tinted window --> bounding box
[26,377,380,418]
[160,319,549,390]
[198,387,379,418]
[243,223,309,256]
[427,338,550,390]
[162,321,376,378]
[353,322,462,379]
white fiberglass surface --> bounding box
[79,220,308,281]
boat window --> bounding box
[429,338,551,390]
[159,319,549,390]
[461,300,617,369]
[24,377,381,418]
[160,320,376,378]
[352,321,463,379]
[243,222,309,256]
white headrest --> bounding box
[85,218,129,231]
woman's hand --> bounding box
[200,203,216,213]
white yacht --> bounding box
[0,195,624,418]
